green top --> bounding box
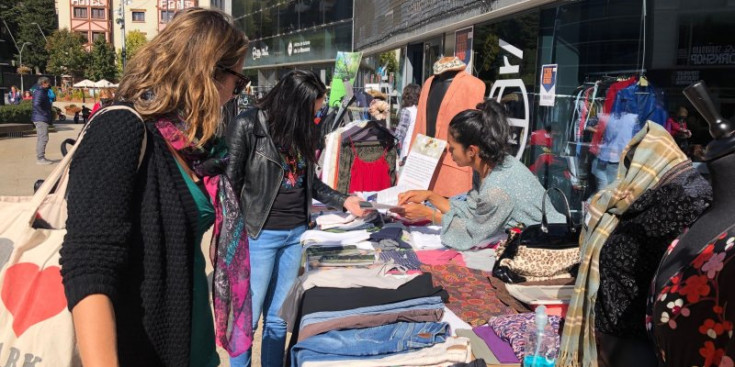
[441,155,566,250]
[175,162,219,367]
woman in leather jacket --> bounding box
[225,70,365,367]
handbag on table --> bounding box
[493,187,581,283]
[0,105,145,366]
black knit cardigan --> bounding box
[60,109,198,366]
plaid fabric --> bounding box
[558,122,688,367]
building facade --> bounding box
[232,0,354,92]
[354,0,735,216]
[57,0,227,49]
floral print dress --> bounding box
[648,226,735,367]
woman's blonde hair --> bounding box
[117,7,248,146]
[99,88,113,99]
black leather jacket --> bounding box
[225,108,348,238]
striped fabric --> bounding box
[558,122,688,367]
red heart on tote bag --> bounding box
[1,263,67,336]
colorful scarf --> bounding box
[156,116,252,356]
[558,122,687,367]
[155,116,228,199]
[211,176,252,356]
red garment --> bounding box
[347,141,391,193]
[590,77,637,155]
[90,102,102,117]
[529,129,552,147]
[666,118,688,137]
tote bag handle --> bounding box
[26,105,147,226]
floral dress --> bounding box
[648,226,735,367]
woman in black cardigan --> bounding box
[59,8,249,366]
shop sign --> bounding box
[245,23,351,68]
[488,39,529,159]
[539,64,558,107]
[455,27,474,73]
[287,40,311,57]
[689,44,735,66]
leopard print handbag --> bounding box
[493,187,581,283]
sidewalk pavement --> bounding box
[0,122,82,196]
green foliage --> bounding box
[46,29,89,78]
[72,89,84,100]
[378,51,399,75]
[0,102,32,124]
[117,30,148,75]
[2,0,57,72]
[87,37,117,81]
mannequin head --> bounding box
[432,56,466,75]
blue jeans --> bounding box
[591,158,619,190]
[230,225,307,367]
[291,321,449,367]
[300,296,444,329]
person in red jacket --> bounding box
[665,106,692,151]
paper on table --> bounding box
[372,134,447,206]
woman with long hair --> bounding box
[226,70,366,367]
[397,100,564,250]
[60,8,249,366]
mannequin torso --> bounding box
[654,152,735,291]
[426,70,459,138]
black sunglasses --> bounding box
[217,65,250,96]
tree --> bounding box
[378,51,399,75]
[46,29,89,79]
[87,37,117,81]
[117,30,148,75]
[8,0,56,72]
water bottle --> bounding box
[522,306,557,367]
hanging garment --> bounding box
[347,138,392,193]
[590,77,637,156]
[336,141,397,193]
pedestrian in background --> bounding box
[31,77,54,165]
[7,85,21,105]
[394,83,421,164]
[90,88,114,116]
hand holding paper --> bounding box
[397,190,433,205]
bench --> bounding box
[0,123,34,138]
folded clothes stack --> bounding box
[281,266,489,366]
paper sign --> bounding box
[369,134,447,207]
[539,64,558,107]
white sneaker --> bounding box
[36,158,55,165]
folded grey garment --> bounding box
[461,248,497,272]
[298,308,445,342]
[372,238,401,250]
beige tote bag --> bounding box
[0,105,145,366]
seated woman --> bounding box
[397,99,565,250]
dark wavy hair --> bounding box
[401,83,421,108]
[448,99,510,166]
[257,70,326,164]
